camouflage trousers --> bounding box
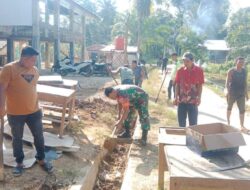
[124,95,150,130]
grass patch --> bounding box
[205,83,224,97]
[143,67,178,127]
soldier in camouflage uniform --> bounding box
[104,85,150,145]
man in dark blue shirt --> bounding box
[162,57,168,74]
[131,60,145,87]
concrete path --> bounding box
[120,66,250,190]
[199,87,250,128]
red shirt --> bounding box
[175,64,204,104]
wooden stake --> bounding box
[106,65,119,85]
[155,71,168,103]
[0,117,4,181]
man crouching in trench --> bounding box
[104,85,150,146]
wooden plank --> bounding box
[165,145,250,179]
[42,120,52,125]
[160,127,186,135]
[62,79,78,88]
[158,143,167,190]
[159,127,186,146]
[0,118,4,181]
[38,77,78,89]
[41,104,69,112]
[43,117,69,124]
[37,84,75,104]
[43,110,70,119]
[38,75,63,84]
[70,148,110,190]
[59,103,67,138]
[170,177,250,190]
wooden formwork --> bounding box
[158,127,250,190]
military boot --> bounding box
[141,129,148,146]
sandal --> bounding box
[40,162,54,173]
[13,165,24,177]
[241,127,250,134]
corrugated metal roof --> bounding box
[204,40,230,51]
[100,45,138,53]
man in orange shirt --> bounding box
[0,46,53,176]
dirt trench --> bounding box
[94,143,131,190]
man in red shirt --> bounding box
[174,52,204,127]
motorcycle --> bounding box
[59,60,92,76]
[51,56,92,76]
[51,56,71,74]
[90,61,112,76]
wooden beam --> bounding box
[54,0,61,65]
[45,0,50,38]
[45,42,50,68]
[69,8,74,63]
[32,0,41,69]
[7,38,14,63]
[0,118,4,181]
[81,16,86,61]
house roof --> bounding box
[87,44,106,52]
[47,0,99,19]
[204,40,230,51]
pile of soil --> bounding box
[94,144,130,190]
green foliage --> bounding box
[176,26,205,60]
[227,8,250,61]
[204,61,234,75]
[111,12,137,44]
[135,0,152,19]
[140,10,176,59]
[170,0,229,38]
[79,0,230,62]
[81,0,117,45]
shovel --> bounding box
[105,64,119,85]
[155,70,168,103]
[0,117,4,181]
[103,116,137,152]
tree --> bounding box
[111,12,133,63]
[176,26,205,61]
[140,10,176,59]
[80,0,117,45]
[169,0,229,38]
[134,0,152,55]
[226,7,250,61]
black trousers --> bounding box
[7,110,45,164]
[168,80,175,99]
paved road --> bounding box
[166,64,250,130]
[120,66,250,190]
[199,87,250,129]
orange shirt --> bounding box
[0,61,39,115]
